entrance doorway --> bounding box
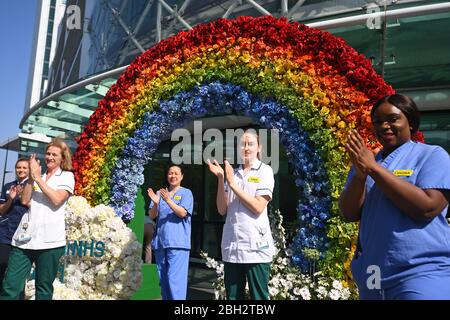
[139,116,299,260]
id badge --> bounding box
[257,239,269,250]
[15,222,32,242]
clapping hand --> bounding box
[223,160,235,187]
[147,188,160,205]
[16,185,24,198]
[29,154,41,181]
[8,185,18,199]
[207,159,224,179]
[159,188,171,202]
[345,130,376,179]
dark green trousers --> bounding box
[224,262,271,300]
[0,246,65,300]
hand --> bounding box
[147,187,160,205]
[159,188,170,202]
[207,159,224,179]
[16,184,23,195]
[345,145,367,180]
[29,154,41,181]
[224,160,235,187]
[345,130,377,178]
[8,185,18,199]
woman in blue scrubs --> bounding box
[339,94,450,300]
[147,164,193,300]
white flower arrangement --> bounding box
[25,196,142,300]
[199,251,226,300]
[201,209,353,300]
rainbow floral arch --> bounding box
[73,16,423,280]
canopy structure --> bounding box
[18,2,450,156]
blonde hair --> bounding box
[46,138,73,171]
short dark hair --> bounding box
[15,158,29,167]
[371,94,420,134]
[165,163,183,176]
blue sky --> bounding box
[0,0,37,186]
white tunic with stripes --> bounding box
[221,159,275,263]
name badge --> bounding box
[257,239,269,250]
[248,176,260,183]
[393,169,414,177]
[174,195,182,201]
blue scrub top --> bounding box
[150,187,193,250]
[346,140,450,289]
[0,180,29,244]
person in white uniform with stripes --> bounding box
[207,128,275,300]
[0,138,74,300]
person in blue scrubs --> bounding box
[0,158,29,293]
[147,164,193,300]
[339,94,450,300]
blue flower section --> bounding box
[110,81,331,271]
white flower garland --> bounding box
[25,196,142,300]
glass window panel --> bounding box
[421,111,450,153]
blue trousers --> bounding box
[154,248,190,300]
